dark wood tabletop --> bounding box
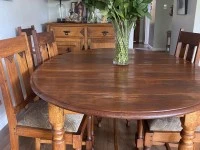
[31,49,200,120]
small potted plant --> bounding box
[84,0,152,65]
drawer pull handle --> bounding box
[63,31,70,35]
[66,48,71,53]
[102,31,109,36]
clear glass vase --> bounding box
[56,3,66,23]
[112,20,133,65]
[87,8,97,23]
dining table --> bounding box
[31,49,200,150]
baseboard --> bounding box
[147,45,166,51]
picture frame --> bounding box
[71,2,77,13]
[177,0,188,15]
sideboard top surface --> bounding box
[46,22,113,27]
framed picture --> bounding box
[177,0,188,15]
[71,2,77,13]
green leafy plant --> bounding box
[83,0,153,65]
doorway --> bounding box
[134,0,174,51]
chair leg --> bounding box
[86,116,93,150]
[126,119,130,127]
[144,132,153,150]
[165,143,172,150]
[96,117,102,128]
[113,119,119,150]
[136,120,144,149]
[9,132,19,150]
[91,116,95,146]
[35,138,41,150]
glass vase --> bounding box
[112,20,133,65]
[56,3,66,23]
[87,8,97,23]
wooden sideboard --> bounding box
[47,23,115,54]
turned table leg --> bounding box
[86,116,93,150]
[48,103,65,150]
[113,119,119,150]
[178,111,200,150]
[136,120,144,150]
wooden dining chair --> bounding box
[0,33,89,150]
[17,25,36,67]
[32,30,94,149]
[175,29,200,63]
[32,30,58,66]
[141,30,200,150]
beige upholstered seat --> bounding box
[18,100,84,133]
[148,117,200,132]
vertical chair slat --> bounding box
[186,45,195,62]
[175,42,182,58]
[195,44,200,66]
[53,42,58,56]
[40,45,49,63]
[4,56,24,107]
[179,43,187,59]
[15,53,32,97]
[47,43,55,58]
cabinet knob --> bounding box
[63,31,70,35]
[66,48,71,53]
[102,31,109,36]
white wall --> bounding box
[193,0,200,33]
[170,0,198,54]
[153,0,173,49]
[0,0,49,130]
[148,0,173,50]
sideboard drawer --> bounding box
[88,26,115,38]
[51,27,85,37]
[88,38,115,49]
[56,39,84,54]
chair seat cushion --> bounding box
[148,117,200,132]
[18,100,84,133]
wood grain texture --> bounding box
[32,30,58,66]
[0,34,88,150]
[48,103,65,150]
[31,49,200,120]
[47,23,115,52]
[143,30,200,150]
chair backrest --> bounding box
[32,30,58,65]
[17,25,36,67]
[175,29,200,65]
[0,33,35,123]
